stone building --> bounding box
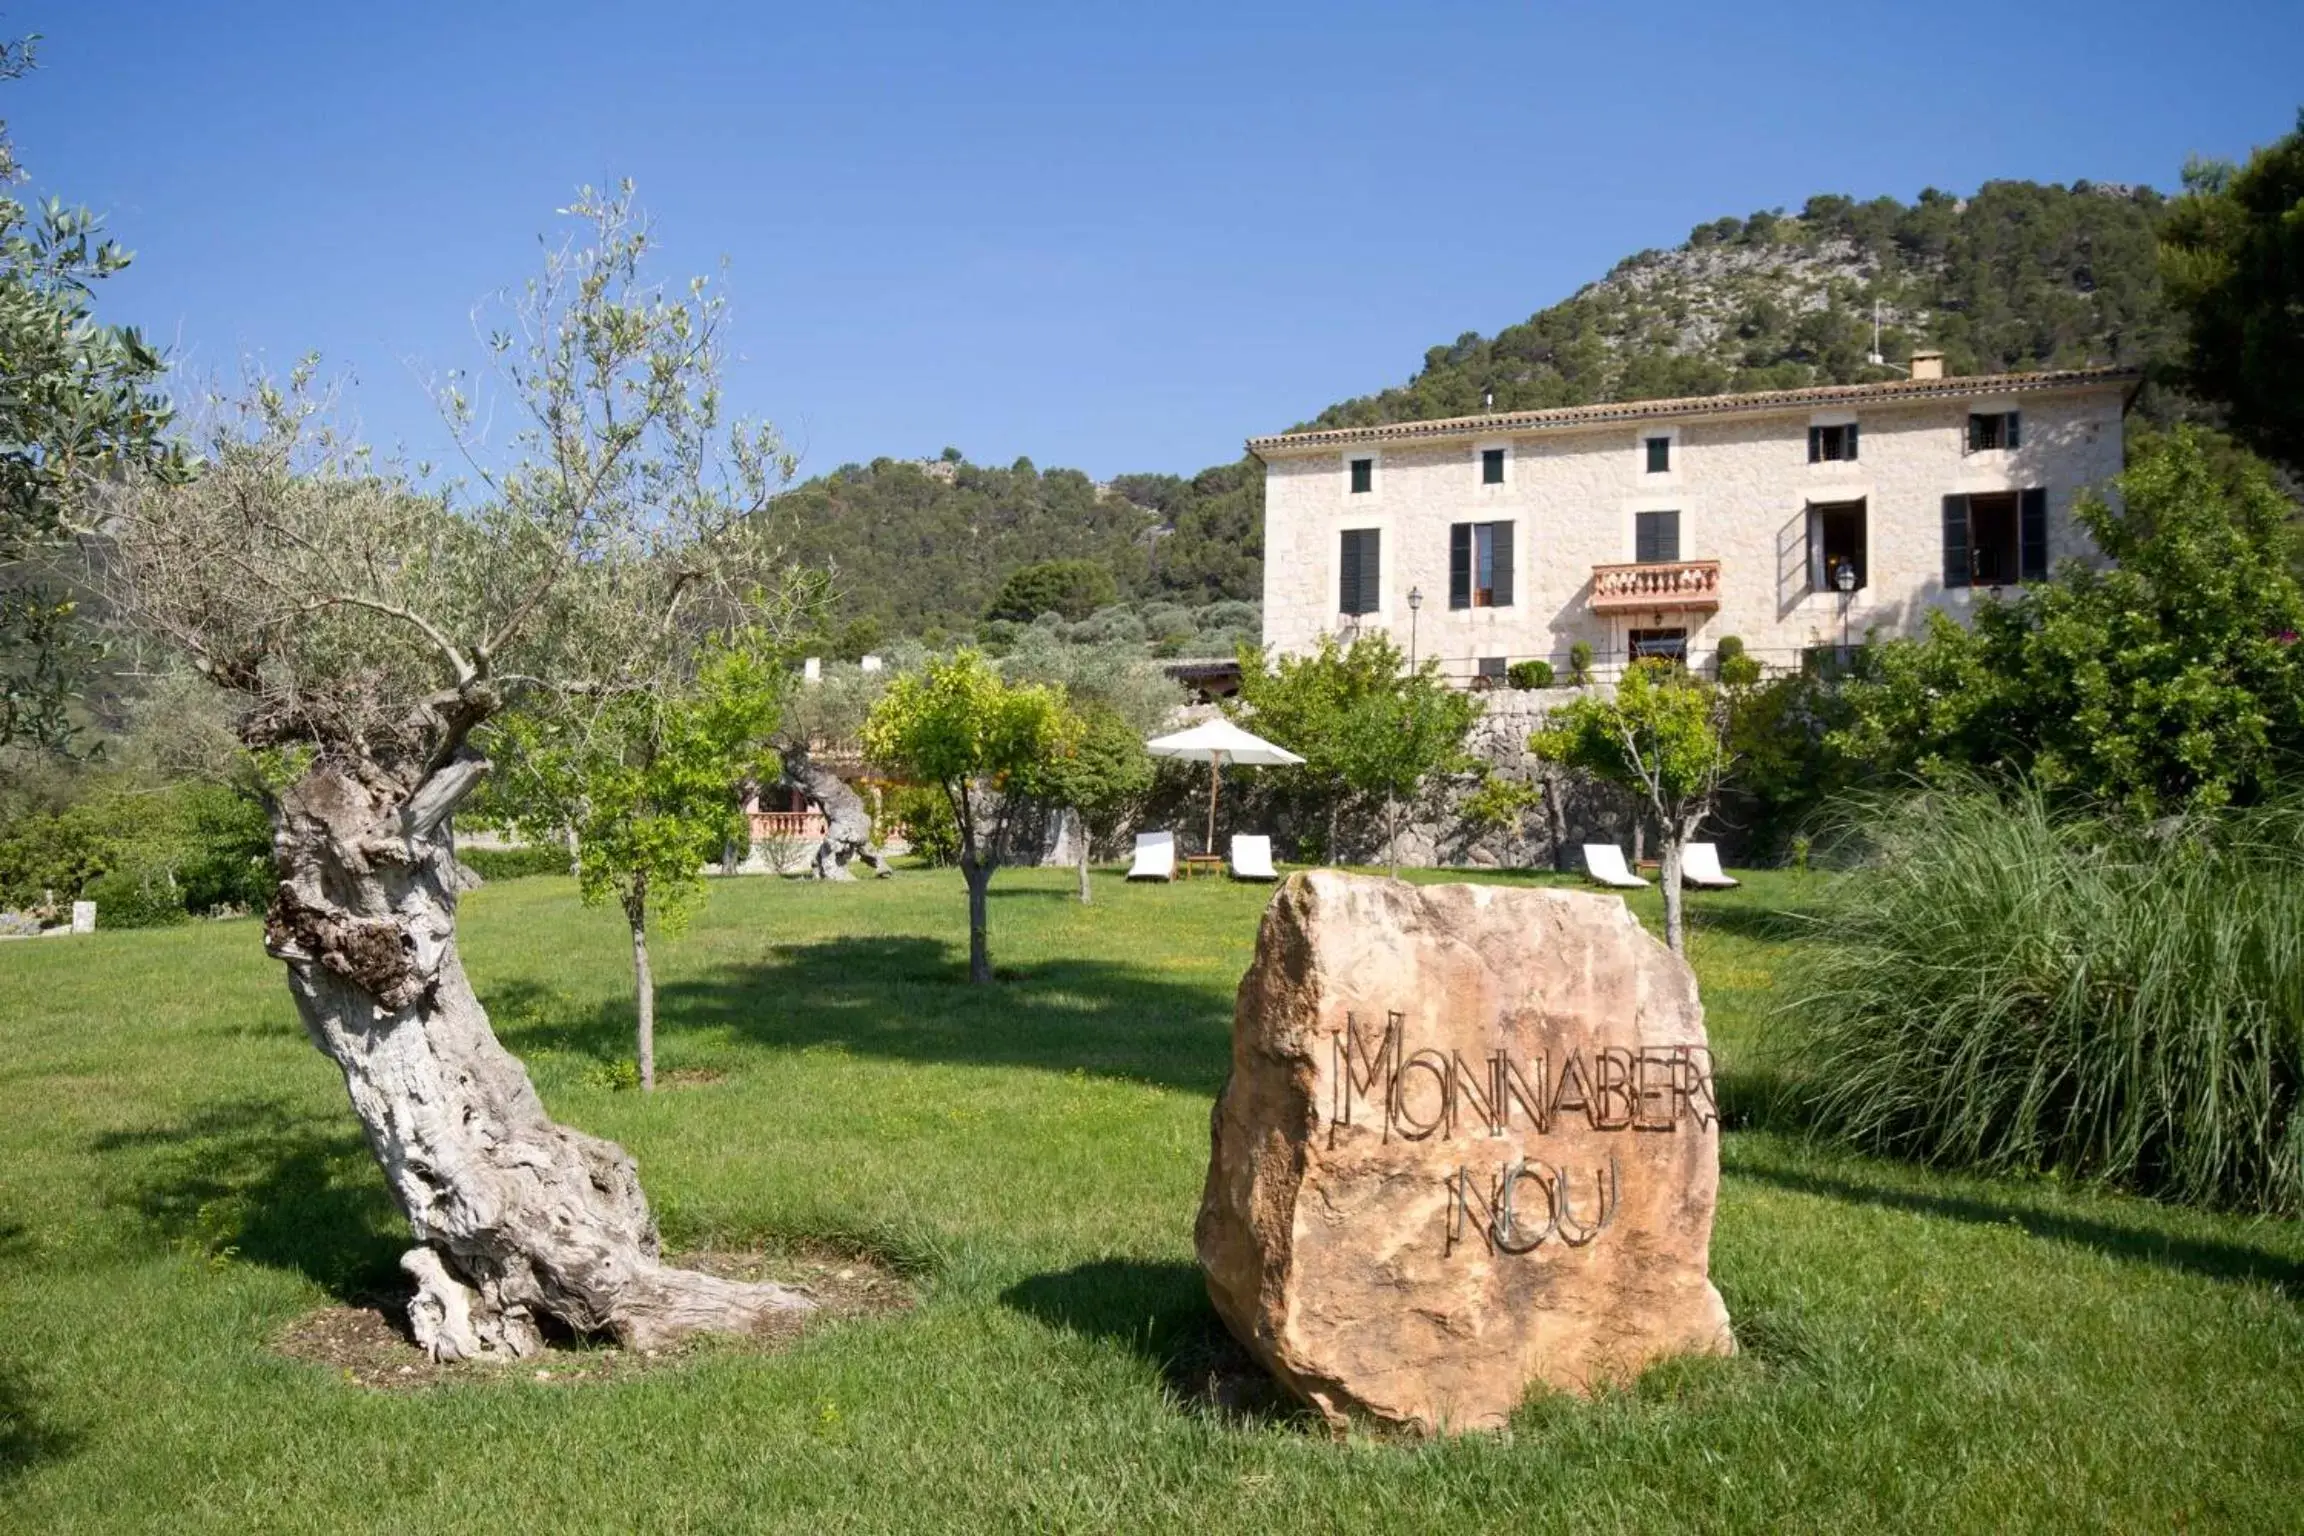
[1252,357,2136,681]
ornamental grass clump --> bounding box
[1786,785,2304,1213]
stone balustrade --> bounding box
[1587,559,1723,613]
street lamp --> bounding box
[1834,561,1857,666]
[1407,585,1423,671]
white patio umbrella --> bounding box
[1145,718,1306,857]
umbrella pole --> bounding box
[1207,753,1220,857]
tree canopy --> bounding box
[0,35,188,751]
[2161,113,2304,473]
[861,650,1068,982]
[1534,658,1734,952]
[1836,429,2304,816]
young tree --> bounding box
[1234,631,1474,866]
[862,651,1066,981]
[1534,659,1733,953]
[92,187,815,1361]
[1331,680,1479,878]
[489,640,788,1090]
[1027,703,1153,903]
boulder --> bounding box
[1195,871,1733,1433]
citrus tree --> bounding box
[1534,658,1732,953]
[862,651,1067,981]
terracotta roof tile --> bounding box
[1245,366,2139,456]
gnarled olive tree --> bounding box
[93,188,814,1361]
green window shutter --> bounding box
[1942,495,1971,588]
[1845,421,1860,461]
[2007,412,2022,450]
[1339,531,1361,613]
[1967,415,1984,453]
[2019,487,2049,581]
[1490,521,1515,607]
[1808,426,1822,463]
[1359,530,1382,614]
[1449,524,1472,609]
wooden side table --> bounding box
[1182,854,1226,880]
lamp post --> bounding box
[1407,585,1423,671]
[1834,561,1857,667]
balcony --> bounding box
[1588,559,1722,614]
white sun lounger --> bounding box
[1680,842,1740,889]
[1582,844,1650,889]
[1125,831,1176,882]
[1230,835,1278,881]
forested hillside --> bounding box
[1311,180,2172,428]
[787,179,2178,639]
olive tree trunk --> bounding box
[265,753,809,1362]
[624,877,655,1092]
[1074,811,1092,905]
[780,745,891,882]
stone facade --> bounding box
[1255,369,2133,680]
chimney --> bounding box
[1909,350,1946,381]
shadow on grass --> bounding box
[1733,1155,2304,1294]
[0,1354,79,1486]
[489,934,1240,1096]
[1000,1258,1314,1428]
[88,1097,405,1301]
[0,1220,82,1482]
[1687,901,1826,946]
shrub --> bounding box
[83,864,190,928]
[460,845,572,882]
[1785,785,2304,1213]
[1568,640,1594,686]
[174,784,271,913]
[883,784,959,867]
[1714,635,1761,688]
[1507,659,1554,690]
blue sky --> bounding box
[13,1,2300,482]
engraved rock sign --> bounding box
[1195,871,1734,1432]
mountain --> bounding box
[1308,180,2173,429]
[784,179,2178,638]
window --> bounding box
[1349,457,1374,495]
[1476,656,1508,685]
[1481,447,1506,485]
[1645,435,1672,474]
[1941,488,2048,588]
[1338,528,1382,614]
[1629,629,1688,662]
[1808,499,1868,592]
[1808,422,1859,463]
[1449,521,1515,609]
[1634,509,1681,564]
[1967,411,2021,452]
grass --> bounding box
[0,863,2299,1531]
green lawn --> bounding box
[2,865,2300,1532]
